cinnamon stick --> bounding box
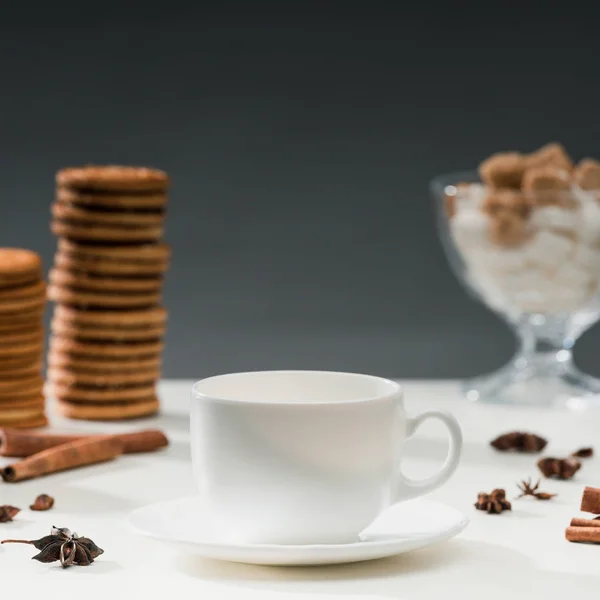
[580,486,600,514]
[1,436,124,482]
[570,517,600,528]
[0,428,168,457]
[566,526,600,544]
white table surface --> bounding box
[2,379,600,598]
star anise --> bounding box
[2,526,103,568]
[572,447,594,458]
[0,505,20,523]
[490,431,548,453]
[537,456,581,480]
[516,477,556,500]
[475,488,512,514]
[30,494,54,511]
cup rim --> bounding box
[191,370,402,406]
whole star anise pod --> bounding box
[0,505,20,523]
[490,431,547,453]
[2,526,103,568]
[516,478,556,500]
[475,488,512,514]
[572,447,594,458]
[30,494,54,511]
[537,457,581,480]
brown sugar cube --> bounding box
[574,158,600,191]
[489,211,529,247]
[526,142,574,172]
[483,190,531,219]
[443,182,472,218]
[522,166,573,208]
[479,152,526,189]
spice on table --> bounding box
[565,526,600,544]
[516,478,556,500]
[572,447,594,458]
[490,431,548,453]
[570,518,600,527]
[2,526,103,568]
[580,486,600,514]
[537,456,581,480]
[0,428,169,458]
[475,489,512,514]
[0,506,20,523]
[1,435,124,482]
[30,494,54,511]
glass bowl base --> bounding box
[462,362,600,410]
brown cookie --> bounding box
[58,239,171,261]
[0,381,44,399]
[0,410,48,427]
[50,336,163,358]
[0,321,42,333]
[0,328,44,346]
[54,251,169,276]
[51,220,164,243]
[57,186,168,209]
[48,350,161,372]
[48,284,161,308]
[0,375,43,393]
[0,361,42,378]
[50,382,157,403]
[0,280,46,301]
[0,341,44,358]
[54,305,167,327]
[0,295,46,314]
[55,397,159,421]
[49,267,163,293]
[48,367,160,387]
[52,201,165,227]
[57,165,169,192]
[51,318,166,341]
[0,394,45,408]
[0,248,43,288]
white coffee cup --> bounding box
[191,370,462,545]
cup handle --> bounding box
[395,410,463,501]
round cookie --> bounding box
[0,295,46,314]
[50,336,163,358]
[0,381,44,399]
[0,280,46,300]
[0,307,44,326]
[0,328,44,345]
[48,350,161,372]
[54,251,169,276]
[51,318,166,341]
[54,305,167,327]
[0,394,45,408]
[48,284,161,308]
[0,411,48,428]
[49,268,163,293]
[58,239,171,261]
[57,186,168,209]
[0,248,42,288]
[55,397,159,421]
[0,375,43,393]
[52,202,165,227]
[51,220,164,243]
[0,321,42,333]
[0,355,43,372]
[0,341,44,358]
[50,382,157,403]
[56,165,169,192]
[48,367,160,387]
[0,361,41,378]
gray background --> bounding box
[1,2,600,379]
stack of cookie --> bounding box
[47,166,170,421]
[0,248,47,428]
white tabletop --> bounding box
[2,380,600,598]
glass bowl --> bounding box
[431,171,600,409]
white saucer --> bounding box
[129,497,468,566]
